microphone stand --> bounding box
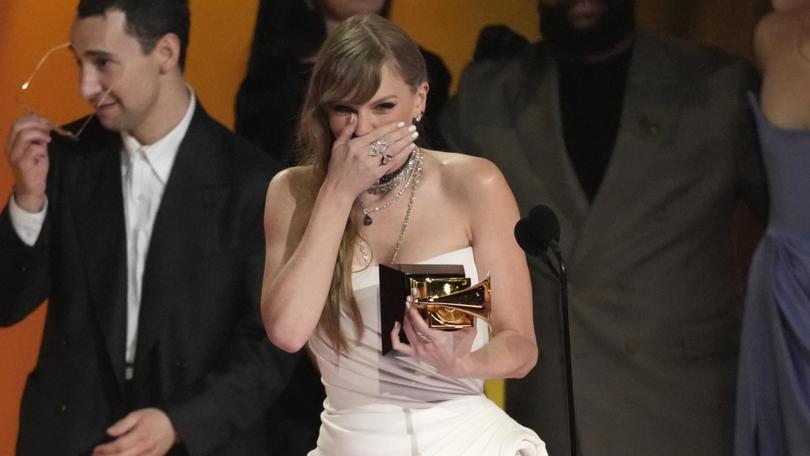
[548,241,577,456]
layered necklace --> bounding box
[356,148,424,265]
[367,148,421,195]
[360,149,423,226]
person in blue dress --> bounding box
[736,1,810,454]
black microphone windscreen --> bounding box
[514,218,543,256]
[528,204,560,243]
[514,204,560,256]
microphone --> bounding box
[514,204,560,257]
[514,204,563,279]
[514,204,577,456]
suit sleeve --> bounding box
[438,59,503,154]
[0,145,60,326]
[162,157,295,455]
[0,206,50,325]
[439,58,506,155]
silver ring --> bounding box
[380,153,392,165]
[369,139,388,156]
[415,331,431,343]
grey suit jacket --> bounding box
[441,31,767,456]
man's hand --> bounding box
[92,408,179,456]
[5,114,52,212]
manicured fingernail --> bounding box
[411,131,419,138]
[397,121,405,128]
[407,125,417,132]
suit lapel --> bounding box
[570,33,685,268]
[72,127,129,391]
[514,49,588,257]
[134,107,228,370]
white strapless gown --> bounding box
[308,247,548,456]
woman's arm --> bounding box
[394,156,538,379]
[261,116,419,352]
[261,167,354,353]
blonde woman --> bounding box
[260,14,546,456]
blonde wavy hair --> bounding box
[296,14,427,352]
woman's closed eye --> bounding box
[330,104,355,115]
[374,102,396,111]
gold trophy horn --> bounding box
[411,275,491,330]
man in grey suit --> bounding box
[441,1,767,455]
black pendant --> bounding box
[363,214,373,226]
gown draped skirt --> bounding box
[736,94,810,455]
[308,247,547,455]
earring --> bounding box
[415,111,424,123]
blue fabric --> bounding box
[736,93,810,456]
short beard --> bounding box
[540,0,636,59]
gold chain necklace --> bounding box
[354,150,423,266]
[390,151,422,263]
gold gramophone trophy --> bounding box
[379,264,491,355]
[410,275,491,329]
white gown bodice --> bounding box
[307,246,547,456]
[309,246,488,411]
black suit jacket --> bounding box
[0,104,293,455]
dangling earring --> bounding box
[416,111,424,123]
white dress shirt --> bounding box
[9,89,197,380]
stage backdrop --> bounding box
[0,0,765,452]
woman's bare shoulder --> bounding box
[430,150,507,193]
[268,165,316,196]
[269,164,313,187]
[755,10,810,62]
[266,164,319,214]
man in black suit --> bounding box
[0,0,292,454]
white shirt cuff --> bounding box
[8,195,48,247]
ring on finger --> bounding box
[369,139,388,157]
[380,153,392,165]
[415,331,432,343]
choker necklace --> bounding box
[361,149,423,226]
[367,149,417,195]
